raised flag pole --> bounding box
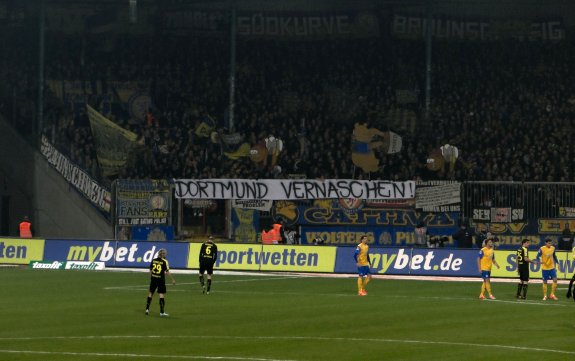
[36,0,46,145]
[227,2,237,241]
[228,2,237,131]
[424,0,433,121]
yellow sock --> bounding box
[357,278,363,293]
[551,282,557,295]
[542,283,548,296]
[364,277,371,287]
[486,283,492,295]
[480,283,485,296]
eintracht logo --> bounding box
[338,198,364,213]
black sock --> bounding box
[159,298,165,313]
[516,284,522,297]
[522,284,528,298]
[146,296,151,310]
[199,275,204,287]
[568,275,575,297]
[207,279,212,292]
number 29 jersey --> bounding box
[150,257,170,280]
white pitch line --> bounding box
[103,279,572,306]
[213,290,569,306]
[487,298,568,306]
[217,276,304,283]
[0,349,297,361]
[103,276,305,290]
[0,335,574,356]
[387,294,569,306]
[102,268,575,284]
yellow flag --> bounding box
[86,105,137,176]
[224,143,251,160]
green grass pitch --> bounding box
[1,267,574,361]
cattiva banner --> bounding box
[174,179,415,200]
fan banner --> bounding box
[174,179,415,200]
[40,135,111,215]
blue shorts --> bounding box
[542,269,557,281]
[481,271,491,279]
[357,266,371,277]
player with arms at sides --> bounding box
[145,248,176,316]
[199,235,218,294]
[354,235,372,296]
[478,239,500,300]
[516,239,532,299]
[567,242,575,301]
[535,238,559,301]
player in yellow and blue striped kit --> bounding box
[477,239,500,300]
[535,238,559,301]
[354,235,371,296]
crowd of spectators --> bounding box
[2,26,575,185]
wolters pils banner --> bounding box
[174,179,415,200]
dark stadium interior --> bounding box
[1,0,575,239]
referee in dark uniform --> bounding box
[145,248,176,316]
[199,236,218,294]
[516,239,532,299]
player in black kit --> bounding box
[567,243,575,301]
[146,248,176,316]
[516,239,532,299]
[199,236,218,294]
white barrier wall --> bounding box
[0,117,111,238]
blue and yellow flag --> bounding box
[195,115,215,138]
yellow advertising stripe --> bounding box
[187,244,336,273]
[0,238,45,265]
[490,249,573,279]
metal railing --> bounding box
[462,181,575,220]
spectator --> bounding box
[3,15,575,187]
[560,224,572,251]
[452,223,474,249]
[414,222,429,248]
[475,224,489,249]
